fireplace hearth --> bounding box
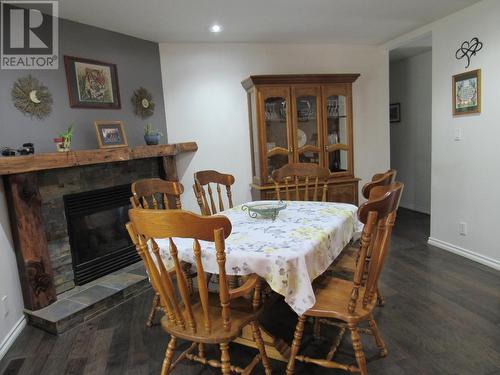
[64,184,139,285]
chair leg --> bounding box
[147,293,160,327]
[368,315,388,357]
[285,315,306,375]
[376,286,385,306]
[348,324,368,375]
[313,317,321,339]
[160,336,177,375]
[198,343,206,359]
[250,321,272,375]
[220,342,231,375]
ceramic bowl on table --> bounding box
[241,201,287,221]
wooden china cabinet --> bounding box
[242,74,360,205]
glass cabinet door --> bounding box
[292,86,322,165]
[322,86,352,175]
[260,88,292,180]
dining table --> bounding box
[154,200,362,361]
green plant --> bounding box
[58,125,74,149]
[144,123,163,137]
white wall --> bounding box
[430,0,500,269]
[160,43,390,211]
[0,185,25,359]
[386,0,500,269]
[390,51,432,214]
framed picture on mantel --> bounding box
[94,121,128,148]
[64,55,121,109]
[453,69,481,116]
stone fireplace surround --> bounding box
[41,159,160,294]
[0,143,197,332]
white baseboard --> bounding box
[399,201,430,215]
[0,316,26,361]
[428,237,500,271]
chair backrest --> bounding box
[361,169,397,200]
[193,170,235,215]
[348,182,404,314]
[127,208,234,334]
[131,178,184,210]
[272,163,330,202]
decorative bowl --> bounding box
[241,201,287,221]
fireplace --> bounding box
[64,183,139,285]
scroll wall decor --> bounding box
[455,37,483,68]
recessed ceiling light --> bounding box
[210,24,223,33]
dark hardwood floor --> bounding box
[1,208,499,375]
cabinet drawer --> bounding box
[328,183,357,205]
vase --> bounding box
[54,137,70,152]
[144,134,160,145]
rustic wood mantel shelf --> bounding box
[1,141,197,313]
[0,142,198,175]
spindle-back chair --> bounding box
[285,182,404,375]
[127,209,271,375]
[329,169,398,306]
[361,169,397,200]
[131,178,184,210]
[271,163,330,201]
[193,170,235,216]
[131,178,187,327]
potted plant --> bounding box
[144,123,163,145]
[54,125,74,152]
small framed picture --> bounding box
[390,103,401,123]
[94,121,128,148]
[64,55,121,109]
[453,69,481,116]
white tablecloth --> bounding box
[155,201,362,315]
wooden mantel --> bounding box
[1,142,197,311]
[0,142,198,175]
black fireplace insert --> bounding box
[64,184,139,285]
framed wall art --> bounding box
[64,55,121,109]
[390,103,401,123]
[94,121,128,148]
[453,69,481,116]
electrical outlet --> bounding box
[459,222,468,236]
[1,295,8,317]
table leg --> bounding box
[234,324,290,362]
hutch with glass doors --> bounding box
[242,74,360,204]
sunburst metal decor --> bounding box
[11,75,53,120]
[131,87,155,118]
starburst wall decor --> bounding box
[131,87,155,119]
[11,75,53,120]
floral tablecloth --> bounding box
[154,201,362,315]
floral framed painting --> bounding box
[64,55,121,109]
[94,121,128,148]
[453,69,481,116]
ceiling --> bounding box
[390,35,432,61]
[58,0,481,45]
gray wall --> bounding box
[0,18,167,152]
[389,51,432,214]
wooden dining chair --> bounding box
[193,170,235,216]
[361,169,397,200]
[131,178,184,210]
[126,209,272,375]
[271,163,330,201]
[131,178,191,327]
[286,182,404,375]
[329,169,398,306]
